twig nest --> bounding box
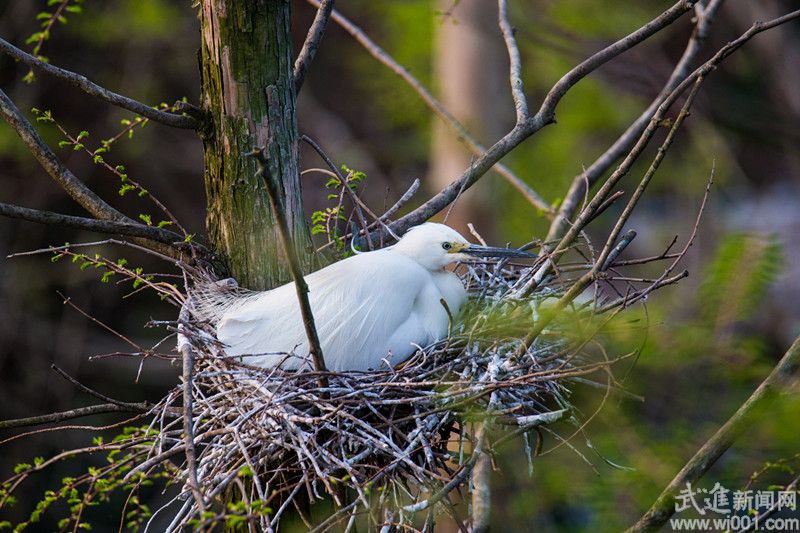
[155,260,590,531]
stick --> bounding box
[0,201,186,247]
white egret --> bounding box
[215,223,533,371]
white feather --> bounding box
[215,223,471,371]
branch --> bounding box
[0,88,126,222]
[516,7,800,299]
[294,0,335,93]
[384,0,695,240]
[498,0,528,124]
[546,0,724,243]
[51,364,149,410]
[627,336,800,532]
[0,36,198,129]
[0,89,203,258]
[312,0,552,214]
[249,149,329,379]
[0,201,187,247]
[0,403,148,430]
[515,79,703,353]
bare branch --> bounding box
[516,7,800,299]
[627,335,800,532]
[51,364,150,410]
[384,0,696,240]
[294,0,336,93]
[0,201,187,247]
[515,76,704,354]
[546,0,723,242]
[0,36,198,129]
[249,149,328,378]
[0,403,148,430]
[312,0,552,214]
[498,0,528,124]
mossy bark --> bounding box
[199,0,312,290]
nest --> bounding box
[135,256,615,532]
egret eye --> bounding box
[442,242,452,251]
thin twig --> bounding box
[546,0,724,243]
[311,0,552,214]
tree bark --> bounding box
[199,0,312,290]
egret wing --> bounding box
[216,250,431,370]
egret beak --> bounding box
[461,245,536,259]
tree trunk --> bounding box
[199,0,312,290]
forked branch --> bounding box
[387,0,696,239]
[311,0,552,214]
[546,0,725,243]
[0,202,187,247]
[0,88,126,222]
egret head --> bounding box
[392,222,535,271]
